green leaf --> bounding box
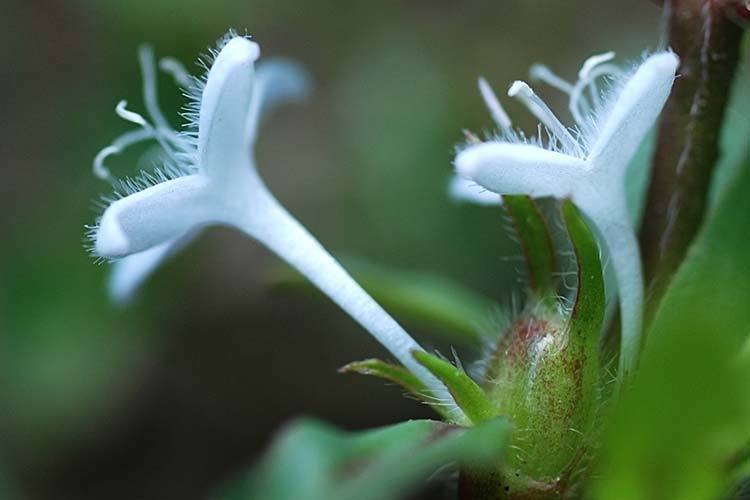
[271,258,497,346]
[710,46,750,212]
[412,351,496,424]
[595,159,750,500]
[502,195,556,296]
[221,417,510,500]
[338,359,453,420]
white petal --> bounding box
[448,175,502,206]
[257,59,311,119]
[198,37,260,180]
[588,52,679,173]
[244,58,311,146]
[455,142,587,199]
[95,175,214,258]
[108,230,200,304]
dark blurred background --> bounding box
[0,1,660,499]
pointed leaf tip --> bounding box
[340,358,453,421]
[412,351,496,425]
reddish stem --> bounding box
[639,0,744,321]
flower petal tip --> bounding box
[95,208,130,258]
[220,37,261,65]
[646,51,680,74]
[454,146,481,180]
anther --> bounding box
[115,100,147,126]
[508,81,581,156]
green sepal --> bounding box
[502,195,557,297]
[469,201,604,493]
[412,350,496,425]
[221,417,510,500]
[561,200,605,362]
[339,358,453,421]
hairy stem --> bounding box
[640,0,744,322]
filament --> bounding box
[529,64,574,94]
[159,57,193,88]
[478,77,512,129]
[93,129,153,181]
[578,51,616,81]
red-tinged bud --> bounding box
[470,302,599,499]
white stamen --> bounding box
[137,45,192,161]
[93,147,119,182]
[579,51,616,81]
[139,45,172,133]
[508,80,582,156]
[478,77,512,129]
[115,100,147,126]
[529,64,574,94]
[569,64,625,125]
[116,99,177,163]
[93,129,154,182]
[159,57,193,88]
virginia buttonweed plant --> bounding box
[87,4,750,499]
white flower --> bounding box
[453,51,679,379]
[88,32,459,412]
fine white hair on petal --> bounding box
[448,175,502,206]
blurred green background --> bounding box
[0,1,662,499]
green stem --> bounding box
[640,0,744,322]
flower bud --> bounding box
[477,302,600,496]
